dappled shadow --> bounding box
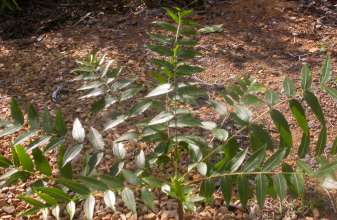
[0,6,152,126]
[196,0,330,82]
[0,0,132,40]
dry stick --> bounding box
[73,12,92,26]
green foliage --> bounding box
[0,0,20,11]
[0,8,336,219]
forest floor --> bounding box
[0,0,337,219]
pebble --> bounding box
[312,208,320,218]
[160,211,169,220]
[2,206,15,214]
[144,213,156,220]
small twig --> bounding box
[73,12,92,26]
[324,188,337,213]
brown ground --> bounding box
[0,0,337,219]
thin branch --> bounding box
[187,170,304,185]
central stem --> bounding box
[177,200,184,220]
[172,12,182,176]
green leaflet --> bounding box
[56,178,90,195]
[198,24,224,34]
[315,160,337,177]
[208,100,227,116]
[121,187,137,213]
[176,64,204,76]
[77,176,109,191]
[241,94,263,106]
[291,169,305,197]
[4,170,30,186]
[19,207,40,217]
[289,99,309,132]
[296,160,315,176]
[120,87,142,101]
[230,149,248,172]
[316,126,327,155]
[0,155,12,168]
[28,104,39,129]
[331,136,337,155]
[176,48,199,59]
[141,188,156,210]
[283,77,295,97]
[263,148,287,171]
[149,111,174,126]
[237,175,249,208]
[57,145,73,179]
[37,192,58,206]
[249,124,273,150]
[18,195,46,208]
[301,63,312,91]
[265,90,279,106]
[128,100,152,117]
[273,174,287,200]
[325,87,337,101]
[44,137,65,152]
[27,136,52,151]
[151,58,174,71]
[320,55,332,85]
[42,107,53,133]
[32,148,52,176]
[0,124,22,138]
[220,176,232,205]
[62,144,83,167]
[10,98,24,125]
[243,145,266,172]
[146,83,173,97]
[122,170,141,185]
[153,21,176,33]
[288,99,310,158]
[200,179,215,204]
[36,187,71,203]
[211,128,229,141]
[270,109,292,154]
[256,174,268,208]
[304,91,325,125]
[15,145,34,171]
[90,97,106,113]
[55,110,67,136]
[11,146,20,167]
[298,132,310,158]
[146,44,173,56]
[282,163,303,197]
[13,130,39,146]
